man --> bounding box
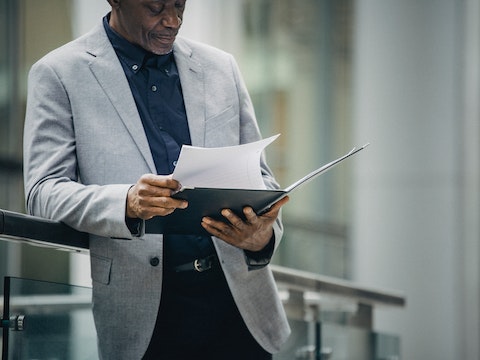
[23,0,290,359]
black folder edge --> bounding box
[145,143,369,235]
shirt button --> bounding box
[151,85,157,92]
[150,257,160,267]
[132,64,139,71]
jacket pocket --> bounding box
[205,106,239,146]
[90,253,112,285]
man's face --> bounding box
[110,0,186,55]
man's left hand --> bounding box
[201,196,289,252]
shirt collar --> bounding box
[103,13,173,73]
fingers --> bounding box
[201,217,233,240]
[222,195,290,225]
[261,196,290,217]
[203,195,290,235]
[126,174,188,219]
[139,173,181,192]
[223,209,247,228]
[201,206,275,252]
[201,214,272,252]
[201,195,290,250]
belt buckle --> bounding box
[193,257,212,272]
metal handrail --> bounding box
[0,209,89,253]
[272,265,405,308]
[0,209,406,311]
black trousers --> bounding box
[143,263,272,360]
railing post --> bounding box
[2,276,11,360]
[349,303,372,329]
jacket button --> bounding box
[150,257,160,267]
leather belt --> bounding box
[173,254,218,273]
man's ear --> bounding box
[107,0,121,9]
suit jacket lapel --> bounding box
[85,25,157,173]
[84,28,206,172]
[173,39,206,147]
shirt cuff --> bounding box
[244,234,275,270]
[125,217,143,237]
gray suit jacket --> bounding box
[24,23,290,359]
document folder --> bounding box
[145,143,369,235]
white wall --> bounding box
[458,1,480,358]
[352,0,479,359]
[180,0,243,56]
[71,0,109,37]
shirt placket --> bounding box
[146,58,181,174]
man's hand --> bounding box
[201,196,289,252]
[126,174,188,220]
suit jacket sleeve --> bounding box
[23,59,135,240]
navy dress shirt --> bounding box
[103,16,215,267]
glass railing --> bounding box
[276,319,400,360]
[271,266,403,360]
[1,209,405,359]
[1,277,98,360]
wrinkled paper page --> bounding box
[172,135,279,190]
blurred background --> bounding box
[0,0,479,359]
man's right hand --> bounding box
[126,174,188,220]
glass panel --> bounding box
[3,277,98,360]
[321,322,372,360]
[322,325,401,360]
[274,317,401,360]
[372,332,401,360]
[1,276,401,359]
[274,318,314,360]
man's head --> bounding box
[107,0,186,55]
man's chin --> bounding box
[148,36,176,55]
[149,45,174,55]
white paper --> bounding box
[172,134,279,189]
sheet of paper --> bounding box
[172,134,279,189]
